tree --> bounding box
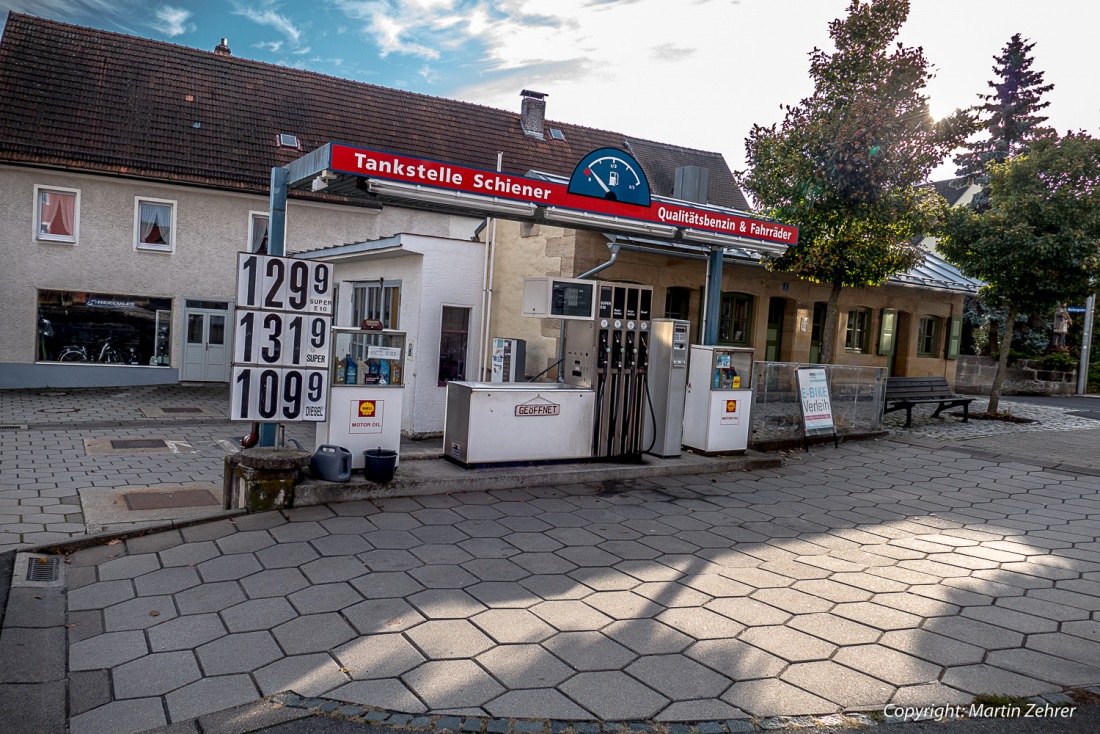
[955,34,1053,195]
[739,0,970,363]
[938,132,1100,413]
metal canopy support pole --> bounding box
[1078,292,1095,395]
[259,166,289,448]
[703,247,723,345]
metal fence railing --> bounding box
[750,362,887,444]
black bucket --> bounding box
[363,448,398,483]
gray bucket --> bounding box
[363,448,398,483]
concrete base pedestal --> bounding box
[225,448,310,512]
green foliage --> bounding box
[1036,351,1077,371]
[739,0,971,360]
[1088,362,1100,392]
[955,34,1054,190]
[940,132,1100,316]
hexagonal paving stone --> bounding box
[615,560,683,583]
[269,521,329,543]
[750,587,834,614]
[542,630,636,671]
[405,619,495,659]
[112,651,200,698]
[256,542,320,570]
[941,664,1060,697]
[831,602,923,631]
[273,613,357,655]
[477,644,575,688]
[215,530,276,555]
[103,595,178,631]
[961,605,1058,634]
[196,631,283,675]
[626,654,730,701]
[878,628,986,667]
[408,564,481,589]
[98,554,161,581]
[685,639,787,680]
[148,613,227,652]
[411,544,475,566]
[197,553,263,582]
[158,541,221,567]
[240,568,310,598]
[364,531,424,550]
[334,634,425,679]
[287,583,364,614]
[300,556,369,584]
[403,659,504,709]
[631,581,711,608]
[680,574,753,598]
[350,571,425,599]
[310,534,372,557]
[787,613,882,646]
[358,549,423,572]
[462,558,529,582]
[781,660,897,708]
[408,589,488,619]
[220,597,298,633]
[69,580,136,611]
[471,609,555,643]
[531,600,614,631]
[833,644,941,686]
[69,698,166,734]
[558,671,669,720]
[520,575,593,601]
[485,689,591,719]
[603,619,693,654]
[254,653,350,697]
[790,579,873,603]
[985,648,1100,687]
[739,626,836,663]
[175,581,247,615]
[705,597,791,626]
[343,598,426,635]
[582,590,665,620]
[923,616,1025,650]
[656,607,744,640]
[327,679,426,713]
[320,516,377,535]
[133,567,201,596]
[70,631,149,671]
[164,674,260,723]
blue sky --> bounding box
[2,0,1098,180]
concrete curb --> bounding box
[293,452,785,507]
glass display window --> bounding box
[37,289,172,366]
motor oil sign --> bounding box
[720,399,740,426]
[350,399,383,434]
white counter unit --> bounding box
[444,382,595,466]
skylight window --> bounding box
[549,128,565,141]
[277,133,301,149]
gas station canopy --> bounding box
[286,142,798,256]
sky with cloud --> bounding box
[2,0,1098,181]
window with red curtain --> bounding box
[37,189,77,241]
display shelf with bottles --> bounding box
[331,328,406,387]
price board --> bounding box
[232,254,333,421]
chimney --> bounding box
[674,165,710,204]
[520,90,547,139]
[214,38,232,56]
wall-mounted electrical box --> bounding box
[522,277,596,320]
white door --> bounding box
[181,302,230,382]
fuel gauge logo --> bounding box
[568,148,652,206]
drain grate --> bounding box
[26,556,60,583]
[111,438,168,449]
[161,407,203,414]
[0,424,26,431]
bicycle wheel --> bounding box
[59,350,87,362]
[100,348,124,364]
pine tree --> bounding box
[954,34,1053,188]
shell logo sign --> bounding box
[725,400,738,413]
[721,399,740,426]
[351,400,383,434]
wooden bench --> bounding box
[884,376,974,428]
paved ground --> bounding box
[2,386,1100,734]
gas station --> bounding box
[233,140,799,477]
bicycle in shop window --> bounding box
[57,335,141,364]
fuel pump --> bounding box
[565,282,652,460]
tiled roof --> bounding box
[0,13,750,210]
[931,177,973,207]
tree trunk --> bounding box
[988,304,1017,414]
[819,281,844,365]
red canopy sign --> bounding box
[329,144,798,247]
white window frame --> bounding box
[34,185,80,244]
[133,196,177,253]
[248,211,269,252]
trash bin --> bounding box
[363,447,398,483]
[310,445,352,482]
